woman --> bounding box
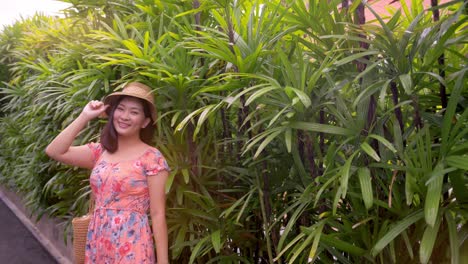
[45,82,170,264]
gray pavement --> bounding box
[0,198,57,264]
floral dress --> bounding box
[84,143,169,264]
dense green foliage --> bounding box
[1,0,467,263]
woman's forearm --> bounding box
[45,113,90,159]
[45,100,107,168]
[152,213,169,264]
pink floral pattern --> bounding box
[84,143,169,263]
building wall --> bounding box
[365,0,451,20]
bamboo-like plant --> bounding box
[0,0,466,263]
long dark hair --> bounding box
[100,96,155,153]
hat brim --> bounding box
[103,93,157,123]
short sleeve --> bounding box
[143,148,170,176]
[86,142,103,166]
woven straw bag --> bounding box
[72,195,94,264]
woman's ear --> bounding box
[142,117,151,128]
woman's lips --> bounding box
[117,121,131,128]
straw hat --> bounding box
[103,82,157,123]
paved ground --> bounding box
[0,199,57,264]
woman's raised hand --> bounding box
[45,100,109,169]
[81,100,109,120]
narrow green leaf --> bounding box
[448,170,468,204]
[390,240,396,263]
[220,189,254,220]
[393,117,404,153]
[405,170,415,206]
[449,108,468,144]
[361,142,381,162]
[353,80,384,109]
[121,39,143,58]
[211,230,221,253]
[442,69,467,155]
[420,215,441,264]
[334,51,380,66]
[288,229,315,263]
[358,167,374,210]
[315,174,339,208]
[253,128,284,159]
[268,106,289,128]
[274,233,305,261]
[284,128,292,153]
[333,187,342,216]
[176,186,184,205]
[284,86,312,108]
[399,74,412,95]
[308,221,325,261]
[321,234,366,256]
[171,111,182,127]
[277,202,308,250]
[341,151,358,199]
[349,0,361,13]
[446,155,468,170]
[172,224,188,256]
[165,170,176,193]
[225,83,270,108]
[402,231,414,260]
[368,134,397,153]
[245,86,279,106]
[194,105,219,139]
[175,108,205,132]
[424,163,444,227]
[353,60,384,84]
[143,31,150,56]
[236,190,253,223]
[182,168,190,184]
[371,210,424,256]
[445,211,459,264]
[289,121,353,136]
[189,236,209,264]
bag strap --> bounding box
[88,192,95,214]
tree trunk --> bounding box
[261,157,278,251]
[355,2,376,137]
[225,15,248,156]
[193,0,201,31]
[354,3,381,187]
[431,0,448,109]
[305,133,318,180]
[342,0,349,9]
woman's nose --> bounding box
[121,110,130,119]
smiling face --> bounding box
[112,96,151,139]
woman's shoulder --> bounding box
[143,146,165,159]
[87,142,104,158]
[140,145,170,173]
[87,142,103,150]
